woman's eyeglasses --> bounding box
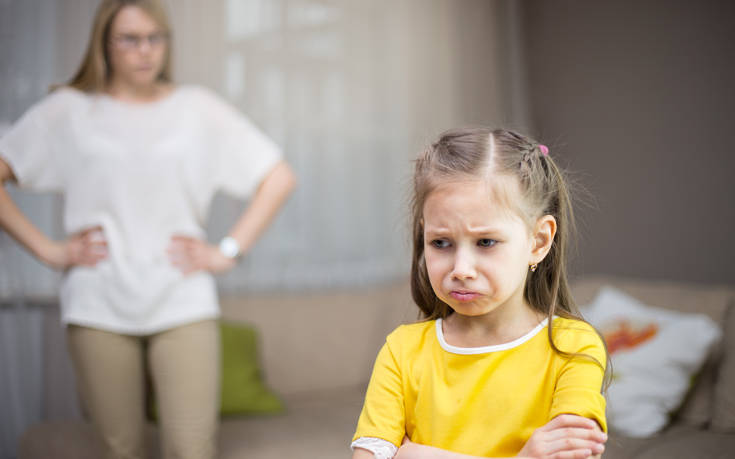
[110,32,168,50]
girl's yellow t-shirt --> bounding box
[353,317,607,457]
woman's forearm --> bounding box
[0,164,57,264]
[227,160,296,253]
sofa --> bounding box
[17,276,735,458]
[572,276,735,459]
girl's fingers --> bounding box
[546,427,606,443]
[551,449,593,459]
[548,438,604,456]
[545,415,597,432]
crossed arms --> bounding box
[352,414,606,459]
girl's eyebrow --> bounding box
[425,226,504,235]
[424,228,448,236]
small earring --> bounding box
[530,263,538,272]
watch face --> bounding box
[219,237,240,259]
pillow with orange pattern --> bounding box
[581,287,721,437]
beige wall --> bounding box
[521,0,735,285]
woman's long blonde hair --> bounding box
[66,0,172,92]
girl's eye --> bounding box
[477,238,497,248]
[430,239,450,249]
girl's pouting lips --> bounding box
[450,291,481,302]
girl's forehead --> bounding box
[423,177,529,226]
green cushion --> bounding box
[219,320,284,416]
[148,320,284,420]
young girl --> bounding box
[351,127,609,459]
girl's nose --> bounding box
[451,247,477,280]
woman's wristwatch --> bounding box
[218,236,242,260]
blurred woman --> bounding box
[0,1,295,457]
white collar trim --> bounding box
[435,317,549,355]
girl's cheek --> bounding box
[427,255,451,278]
[425,256,447,283]
[425,261,442,282]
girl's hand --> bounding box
[516,414,606,459]
[167,235,236,275]
[42,226,108,270]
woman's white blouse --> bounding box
[0,86,281,334]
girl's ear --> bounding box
[530,215,556,264]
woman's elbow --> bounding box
[0,157,17,185]
[275,160,297,195]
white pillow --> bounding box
[581,286,721,437]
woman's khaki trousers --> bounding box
[67,319,220,459]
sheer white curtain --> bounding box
[0,0,525,457]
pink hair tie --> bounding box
[539,144,549,156]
